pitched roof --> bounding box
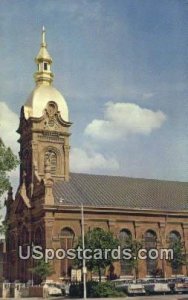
[53,173,188,211]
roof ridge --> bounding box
[70,172,188,184]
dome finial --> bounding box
[42,26,46,46]
[34,27,54,85]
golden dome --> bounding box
[23,27,69,122]
[24,84,69,121]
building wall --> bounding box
[40,208,188,282]
[5,201,188,283]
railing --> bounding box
[0,283,47,298]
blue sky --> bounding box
[0,0,188,184]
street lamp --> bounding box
[61,200,87,300]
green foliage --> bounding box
[0,140,19,196]
[0,220,8,236]
[69,281,126,298]
[90,281,125,298]
[74,228,119,282]
[170,239,185,273]
[0,140,19,234]
[122,238,143,280]
[29,259,54,282]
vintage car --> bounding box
[48,285,62,296]
[113,278,134,293]
[42,281,62,296]
[113,278,146,295]
[127,281,146,296]
[143,278,171,295]
[174,278,188,294]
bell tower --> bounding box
[18,27,72,194]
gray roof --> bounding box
[53,173,188,211]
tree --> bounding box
[74,228,119,282]
[29,259,54,283]
[0,139,19,196]
[122,238,143,281]
[170,239,185,275]
[0,139,19,234]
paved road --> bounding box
[75,296,188,300]
[69,296,186,300]
[125,294,188,300]
[61,296,188,300]
[0,296,188,300]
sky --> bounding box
[0,0,188,193]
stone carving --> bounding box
[43,101,60,130]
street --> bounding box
[57,296,188,300]
[125,294,188,299]
[2,295,188,300]
[65,296,187,300]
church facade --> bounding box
[4,29,188,283]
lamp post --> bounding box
[81,204,87,300]
[59,199,87,299]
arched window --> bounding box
[44,149,57,174]
[145,230,157,248]
[61,228,74,237]
[168,231,182,275]
[119,229,132,245]
[119,229,132,276]
[60,228,75,278]
[169,231,181,244]
[144,230,157,276]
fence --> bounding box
[0,283,47,298]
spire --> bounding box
[34,27,54,86]
[42,26,46,47]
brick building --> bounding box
[4,28,188,283]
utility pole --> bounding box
[81,204,87,300]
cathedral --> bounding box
[4,29,188,283]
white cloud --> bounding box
[0,101,19,154]
[70,147,119,173]
[85,102,167,141]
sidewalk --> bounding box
[0,298,62,300]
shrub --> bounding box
[90,281,125,298]
[69,281,126,298]
[69,283,83,298]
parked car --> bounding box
[113,278,134,293]
[174,277,188,294]
[142,278,171,295]
[166,278,176,292]
[42,282,62,296]
[127,281,146,296]
[48,285,62,296]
